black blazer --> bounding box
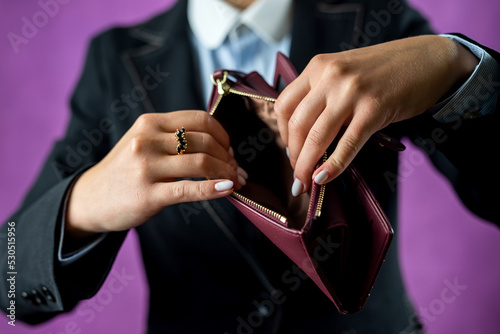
[1,0,499,333]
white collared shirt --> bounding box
[188,0,293,104]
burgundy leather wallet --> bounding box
[207,53,403,314]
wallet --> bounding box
[207,53,403,314]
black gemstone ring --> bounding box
[175,127,187,155]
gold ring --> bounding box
[175,127,187,155]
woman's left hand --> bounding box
[274,35,478,196]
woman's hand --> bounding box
[66,110,247,237]
[275,35,478,196]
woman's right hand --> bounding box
[65,110,246,237]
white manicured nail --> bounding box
[286,147,289,158]
[238,175,247,186]
[314,170,329,185]
[291,178,304,197]
[215,180,234,191]
[237,166,248,179]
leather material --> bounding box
[207,53,395,314]
[273,52,299,89]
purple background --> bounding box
[1,0,499,333]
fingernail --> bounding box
[215,180,234,191]
[238,175,247,186]
[314,170,329,185]
[286,147,289,158]
[291,178,304,197]
[228,146,234,157]
[237,166,248,180]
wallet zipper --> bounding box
[311,152,328,218]
[210,71,327,225]
[231,191,288,224]
[209,72,277,115]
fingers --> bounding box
[155,131,233,163]
[291,105,349,194]
[285,91,327,168]
[156,110,231,150]
[275,74,311,149]
[148,153,247,188]
[309,115,374,191]
[151,179,235,207]
[131,110,246,186]
[275,53,385,195]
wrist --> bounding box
[449,37,479,85]
[65,169,104,238]
[428,35,479,105]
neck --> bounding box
[225,0,256,10]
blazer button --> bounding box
[21,291,30,300]
[21,291,37,305]
[41,286,56,303]
[30,289,46,305]
[257,303,271,317]
[256,292,272,317]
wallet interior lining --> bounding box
[212,94,310,229]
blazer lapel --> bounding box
[119,0,366,113]
[120,0,205,115]
[290,0,365,73]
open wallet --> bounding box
[207,53,405,314]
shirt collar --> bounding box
[188,0,293,49]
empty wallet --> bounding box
[207,53,403,314]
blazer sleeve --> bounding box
[390,4,500,225]
[0,35,128,324]
[411,37,500,225]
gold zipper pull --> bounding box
[210,71,230,96]
[314,152,329,218]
